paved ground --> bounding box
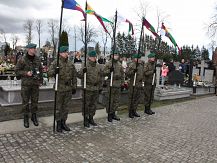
[1,96,217,163]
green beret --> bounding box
[147,53,156,58]
[26,43,37,49]
[132,54,141,59]
[114,49,119,55]
[59,46,68,53]
[88,50,96,57]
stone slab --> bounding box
[154,86,191,101]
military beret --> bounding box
[147,53,156,58]
[59,46,69,53]
[114,49,119,55]
[132,54,141,59]
[26,43,37,49]
[88,50,96,57]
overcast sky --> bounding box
[0,0,216,51]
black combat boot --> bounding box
[56,120,62,133]
[129,110,134,118]
[133,111,140,117]
[31,113,39,126]
[112,112,120,121]
[61,120,71,131]
[89,116,97,126]
[149,109,155,115]
[144,106,154,115]
[24,115,29,128]
[108,114,113,122]
[84,117,90,128]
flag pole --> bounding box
[108,10,118,117]
[83,0,88,127]
[53,0,64,133]
[129,17,144,115]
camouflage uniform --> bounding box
[126,60,144,117]
[78,60,103,117]
[48,57,77,122]
[15,54,43,116]
[143,59,156,115]
[104,59,124,115]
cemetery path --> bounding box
[1,96,217,162]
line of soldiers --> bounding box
[15,43,156,132]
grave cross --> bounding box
[197,60,208,81]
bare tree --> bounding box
[35,19,43,51]
[100,28,109,57]
[156,8,169,33]
[23,19,34,44]
[78,23,98,46]
[133,0,150,20]
[47,19,59,57]
[0,28,7,43]
[10,34,19,51]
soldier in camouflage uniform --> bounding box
[48,46,77,132]
[103,51,124,122]
[126,54,144,118]
[78,51,103,127]
[143,53,156,115]
[15,43,43,128]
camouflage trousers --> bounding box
[106,87,121,114]
[21,85,39,116]
[144,84,155,106]
[128,86,143,112]
[82,90,99,117]
[56,91,71,121]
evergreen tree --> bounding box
[116,32,124,55]
[201,46,209,60]
[60,30,69,47]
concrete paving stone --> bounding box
[0,96,217,162]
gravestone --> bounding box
[192,67,200,80]
[204,69,214,83]
[197,60,208,81]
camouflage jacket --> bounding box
[77,60,103,91]
[144,61,155,84]
[48,57,77,92]
[126,61,144,87]
[103,59,124,88]
[15,54,43,86]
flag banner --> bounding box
[117,13,134,35]
[63,0,86,19]
[161,23,179,48]
[143,18,159,37]
[85,3,112,33]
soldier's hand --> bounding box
[55,68,59,74]
[71,89,76,95]
[83,68,87,73]
[133,69,137,73]
[110,67,114,73]
[26,71,32,77]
